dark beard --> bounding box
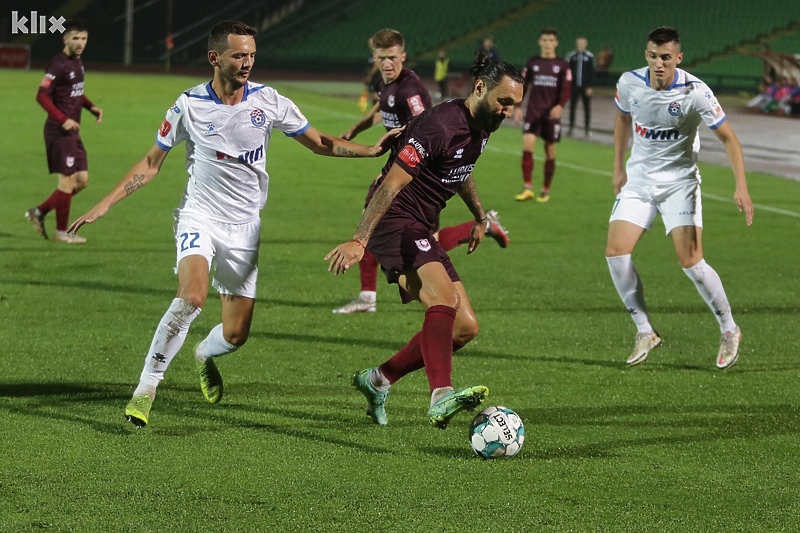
[473,99,505,132]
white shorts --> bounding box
[174,211,261,298]
[609,180,703,235]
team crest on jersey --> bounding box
[415,239,431,252]
[668,101,682,116]
[250,109,266,127]
[66,156,75,167]
[388,95,395,107]
[553,66,560,73]
[69,71,75,79]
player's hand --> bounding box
[549,104,563,121]
[340,129,355,141]
[734,187,754,226]
[62,118,80,132]
[465,219,486,254]
[612,169,627,195]
[372,127,404,157]
[586,88,594,97]
[325,239,366,275]
[67,202,111,234]
[92,106,103,123]
[512,107,523,125]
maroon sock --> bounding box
[379,332,424,384]
[54,190,73,232]
[543,158,556,191]
[359,250,379,292]
[522,151,534,188]
[437,221,473,251]
[420,305,457,391]
[37,189,60,216]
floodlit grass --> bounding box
[1,70,799,532]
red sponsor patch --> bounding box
[398,144,421,168]
[40,74,54,89]
[407,95,425,116]
[159,119,172,137]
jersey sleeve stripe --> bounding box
[155,138,172,151]
[284,122,310,137]
[708,116,727,130]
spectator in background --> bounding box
[760,44,778,85]
[565,36,596,137]
[26,19,103,244]
[596,44,613,72]
[434,48,450,100]
[478,36,500,62]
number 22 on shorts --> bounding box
[179,231,200,252]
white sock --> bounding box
[195,323,238,363]
[606,254,653,334]
[134,298,201,397]
[359,290,376,303]
[683,259,737,333]
[430,386,454,407]
[369,368,391,391]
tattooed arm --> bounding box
[457,174,487,254]
[325,164,413,275]
[293,126,402,158]
[68,144,169,234]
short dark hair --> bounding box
[648,26,680,47]
[371,29,404,50]
[470,52,523,91]
[208,20,257,53]
[64,19,88,33]
[540,27,558,37]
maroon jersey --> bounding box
[521,55,571,116]
[38,52,86,131]
[370,99,490,232]
[377,68,432,130]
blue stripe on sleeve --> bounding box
[155,138,172,151]
[284,122,310,137]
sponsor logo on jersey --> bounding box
[398,144,421,167]
[668,101,682,116]
[415,239,431,252]
[407,95,425,116]
[381,111,401,128]
[69,81,83,98]
[68,71,75,79]
[204,123,216,135]
[634,122,679,141]
[481,139,488,153]
[170,102,180,114]
[709,98,723,116]
[443,163,475,184]
[217,144,264,165]
[250,108,266,127]
[159,119,172,137]
[454,148,463,159]
[40,73,55,89]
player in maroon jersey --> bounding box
[325,54,524,429]
[332,29,510,315]
[513,27,571,203]
[25,19,103,244]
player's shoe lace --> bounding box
[716,327,742,369]
[53,231,86,244]
[125,394,153,428]
[627,331,662,366]
[485,210,509,248]
[25,208,48,240]
[427,385,489,429]
[196,356,224,403]
[515,189,535,201]
[332,296,376,314]
[352,368,389,425]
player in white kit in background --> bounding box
[68,20,398,428]
[605,26,754,369]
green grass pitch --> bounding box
[1,69,799,531]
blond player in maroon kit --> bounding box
[326,54,524,429]
[332,29,509,315]
[26,19,103,244]
[514,27,571,203]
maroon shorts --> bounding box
[522,112,562,143]
[45,129,88,175]
[367,215,461,304]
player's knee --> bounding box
[454,316,479,345]
[224,329,249,347]
[74,176,89,192]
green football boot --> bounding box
[196,356,224,404]
[125,394,153,428]
[352,368,389,426]
[427,385,489,429]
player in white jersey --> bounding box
[68,21,397,428]
[605,27,753,369]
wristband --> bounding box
[350,239,366,250]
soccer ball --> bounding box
[469,406,525,459]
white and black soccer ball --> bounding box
[469,406,525,459]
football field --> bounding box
[1,70,799,531]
